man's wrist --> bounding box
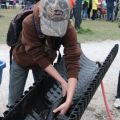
[65,98,72,105]
[59,78,66,85]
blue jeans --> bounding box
[107,6,114,21]
[82,8,88,19]
[8,60,46,106]
[74,0,82,29]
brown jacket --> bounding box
[13,1,81,78]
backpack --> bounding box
[6,9,45,47]
[6,10,32,47]
[6,8,62,66]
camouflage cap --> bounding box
[40,0,70,37]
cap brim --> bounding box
[40,16,68,37]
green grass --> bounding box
[77,27,93,34]
[0,8,120,44]
[77,20,120,43]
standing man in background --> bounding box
[106,0,115,21]
[73,0,82,29]
[117,0,120,27]
[114,72,120,108]
[87,0,92,19]
[91,0,98,20]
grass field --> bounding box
[78,20,120,42]
[0,8,120,44]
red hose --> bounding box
[101,81,114,120]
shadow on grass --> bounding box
[0,15,5,18]
[77,27,94,34]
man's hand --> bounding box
[54,78,77,115]
[53,101,72,115]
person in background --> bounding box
[117,0,120,27]
[91,0,98,20]
[0,0,2,8]
[69,0,75,19]
[97,0,103,19]
[101,0,107,19]
[114,71,120,108]
[82,0,89,19]
[73,0,82,29]
[106,0,115,21]
[87,0,92,19]
[7,0,81,115]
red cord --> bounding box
[101,81,114,120]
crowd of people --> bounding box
[76,0,118,21]
[0,0,119,22]
[0,0,16,8]
[0,0,35,9]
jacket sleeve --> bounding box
[21,15,51,69]
[62,22,81,79]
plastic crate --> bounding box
[0,60,6,85]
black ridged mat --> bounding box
[1,44,119,120]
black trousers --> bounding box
[91,10,97,20]
[87,4,92,19]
